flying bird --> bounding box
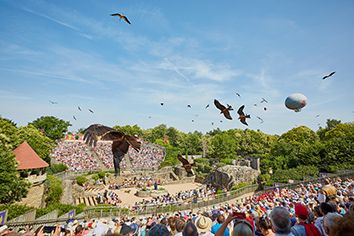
[214,99,233,120]
[316,114,320,118]
[256,116,264,123]
[73,116,77,121]
[263,107,267,111]
[235,92,241,98]
[88,109,94,113]
[111,13,131,24]
[237,105,251,126]
[160,103,164,106]
[83,124,141,176]
[78,106,82,111]
[192,120,194,122]
[322,71,335,80]
[260,98,268,103]
[211,122,214,125]
[220,120,223,123]
[148,116,152,119]
[177,154,194,176]
[49,100,57,104]
[254,104,257,107]
[205,104,210,109]
[187,105,192,108]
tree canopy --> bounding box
[29,116,71,141]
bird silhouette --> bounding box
[220,120,223,123]
[160,103,164,106]
[214,99,233,120]
[192,120,194,122]
[88,109,94,113]
[316,114,320,118]
[254,104,257,107]
[187,105,192,108]
[205,104,210,109]
[211,122,214,125]
[49,100,57,104]
[322,71,335,80]
[78,106,82,111]
[263,107,267,111]
[73,116,77,121]
[177,154,194,176]
[148,116,152,119]
[111,13,131,24]
[235,92,241,98]
[256,116,264,123]
[83,124,141,176]
[237,105,251,126]
[261,98,268,103]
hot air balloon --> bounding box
[285,93,307,112]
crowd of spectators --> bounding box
[51,141,99,171]
[2,176,353,236]
[96,190,122,206]
[51,140,165,172]
[128,142,165,170]
[109,176,163,189]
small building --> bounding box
[13,141,49,185]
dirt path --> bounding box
[61,179,74,205]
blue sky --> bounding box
[0,0,353,134]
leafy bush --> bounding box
[45,175,63,205]
[76,176,88,186]
[220,158,234,165]
[97,171,106,179]
[36,203,85,218]
[272,165,319,183]
[48,163,68,174]
[0,204,33,220]
[92,174,99,181]
[230,182,248,191]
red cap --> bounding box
[295,204,309,219]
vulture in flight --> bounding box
[237,105,251,126]
[322,71,335,80]
[83,124,141,176]
[177,154,194,176]
[214,99,233,120]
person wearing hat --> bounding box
[195,215,213,236]
[291,204,321,236]
[175,218,185,236]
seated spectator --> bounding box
[195,215,214,236]
[147,224,170,236]
[269,207,293,236]
[175,219,186,236]
[257,216,275,236]
[330,212,354,236]
[291,204,321,236]
[323,213,342,236]
[211,215,230,236]
[183,222,199,236]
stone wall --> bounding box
[206,165,259,190]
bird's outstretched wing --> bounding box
[223,110,232,120]
[111,13,122,17]
[177,154,190,166]
[240,118,248,126]
[205,104,209,109]
[214,99,226,111]
[125,135,142,152]
[237,105,245,116]
[122,16,131,24]
[83,124,119,147]
[322,71,335,80]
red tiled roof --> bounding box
[13,141,49,170]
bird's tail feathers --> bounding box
[246,115,251,118]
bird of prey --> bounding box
[83,124,141,176]
[73,116,77,121]
[322,71,335,80]
[148,116,152,119]
[256,116,264,123]
[260,98,268,103]
[263,107,267,111]
[187,105,192,108]
[111,13,131,24]
[49,100,57,104]
[78,106,82,111]
[235,92,241,98]
[316,114,320,118]
[205,104,210,109]
[254,104,257,107]
[177,154,194,176]
[220,120,223,123]
[237,105,251,126]
[214,99,233,120]
[88,109,94,113]
[211,122,214,125]
[160,103,164,106]
[192,120,194,122]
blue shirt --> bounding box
[211,223,229,236]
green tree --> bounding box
[0,146,30,204]
[17,125,55,163]
[113,124,144,136]
[0,117,20,149]
[29,116,71,141]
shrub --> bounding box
[97,171,106,179]
[48,163,68,174]
[0,204,33,220]
[76,176,88,186]
[36,203,85,218]
[45,175,63,205]
[231,182,248,191]
[272,165,319,183]
[92,174,99,181]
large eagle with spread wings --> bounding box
[83,124,141,176]
[177,154,195,176]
